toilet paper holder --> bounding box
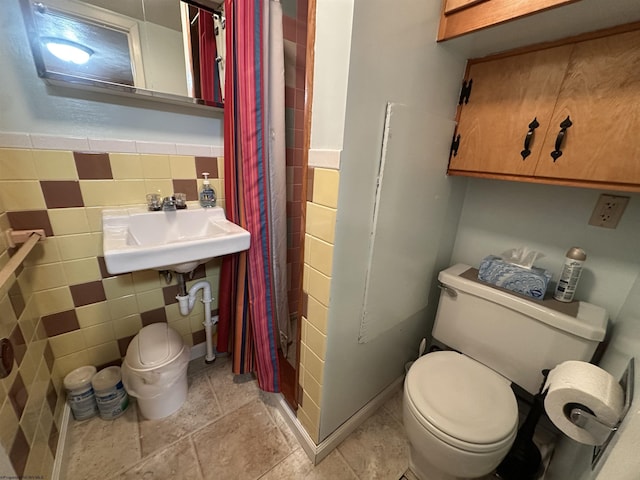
[581,358,635,467]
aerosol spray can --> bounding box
[554,247,587,302]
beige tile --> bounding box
[337,407,410,480]
[82,322,115,348]
[0,148,36,179]
[306,266,331,307]
[78,180,118,207]
[21,238,61,267]
[33,150,78,180]
[169,155,196,179]
[50,330,87,358]
[383,388,404,425]
[112,180,147,206]
[138,370,222,457]
[306,295,328,334]
[87,341,121,365]
[54,350,91,379]
[103,275,135,300]
[206,358,260,416]
[304,319,326,360]
[76,301,111,328]
[85,207,104,233]
[0,396,20,452]
[140,154,171,178]
[135,290,164,313]
[260,447,358,480]
[56,233,100,261]
[64,405,141,480]
[63,258,101,285]
[112,314,143,338]
[306,235,333,277]
[303,369,322,407]
[0,181,46,210]
[118,436,204,480]
[144,179,173,198]
[49,208,91,235]
[108,295,139,320]
[131,269,162,292]
[21,263,67,291]
[312,168,340,208]
[110,153,143,179]
[301,344,324,385]
[192,399,290,480]
[167,316,191,336]
[306,202,336,244]
[33,287,74,316]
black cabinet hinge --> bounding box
[458,79,473,105]
[450,133,461,158]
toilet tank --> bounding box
[433,264,608,395]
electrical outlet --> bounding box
[588,194,630,228]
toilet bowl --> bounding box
[403,351,518,479]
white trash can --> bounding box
[121,323,190,420]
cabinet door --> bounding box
[449,45,573,176]
[535,30,640,185]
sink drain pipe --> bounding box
[176,279,216,364]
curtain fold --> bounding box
[217,0,281,392]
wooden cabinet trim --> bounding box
[438,0,578,41]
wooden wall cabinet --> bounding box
[447,25,640,192]
[438,0,578,41]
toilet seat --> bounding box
[405,350,518,453]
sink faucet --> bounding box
[162,196,177,211]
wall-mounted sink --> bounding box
[102,206,250,274]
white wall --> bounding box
[317,0,468,440]
[451,180,640,319]
[0,0,221,145]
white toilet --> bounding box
[403,264,608,480]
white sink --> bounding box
[102,206,250,274]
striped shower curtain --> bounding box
[217,0,283,392]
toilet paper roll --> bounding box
[543,361,624,445]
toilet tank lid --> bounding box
[125,323,185,371]
[439,264,607,342]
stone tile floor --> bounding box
[62,356,501,480]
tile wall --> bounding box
[0,137,224,478]
[298,166,339,443]
[282,0,308,322]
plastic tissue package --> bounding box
[478,248,552,299]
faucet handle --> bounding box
[174,193,187,209]
[146,193,162,211]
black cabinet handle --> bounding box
[550,116,572,162]
[521,117,540,160]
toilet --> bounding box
[403,264,608,480]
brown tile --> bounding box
[162,284,179,305]
[41,310,80,337]
[192,263,206,279]
[172,179,198,201]
[307,167,314,201]
[192,329,206,345]
[9,372,27,419]
[49,423,59,457]
[302,292,308,319]
[7,210,54,237]
[73,152,113,179]
[283,15,296,41]
[96,257,115,278]
[195,156,218,178]
[9,326,26,366]
[43,341,54,372]
[40,181,84,208]
[70,281,107,307]
[118,335,135,357]
[8,282,25,320]
[46,380,57,415]
[9,426,29,478]
[140,308,167,326]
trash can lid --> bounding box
[125,323,185,371]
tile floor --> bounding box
[62,356,502,480]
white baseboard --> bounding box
[275,374,405,465]
[51,402,71,480]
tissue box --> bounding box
[478,255,551,299]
